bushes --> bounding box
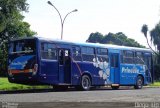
[0,58,7,77]
[0,48,7,77]
[154,64,160,81]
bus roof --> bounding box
[10,36,152,53]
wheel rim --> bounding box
[137,77,143,88]
[82,76,90,90]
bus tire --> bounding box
[80,75,91,91]
[111,86,119,90]
[134,75,143,89]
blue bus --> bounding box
[8,37,154,90]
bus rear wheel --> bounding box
[134,75,143,89]
[80,75,91,91]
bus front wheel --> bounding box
[134,75,143,89]
[80,75,91,91]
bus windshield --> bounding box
[9,39,36,55]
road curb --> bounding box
[144,86,160,88]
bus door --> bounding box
[58,49,71,84]
[144,53,152,83]
[110,53,120,84]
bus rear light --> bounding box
[33,64,38,75]
[8,70,13,77]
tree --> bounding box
[141,24,157,55]
[150,23,160,65]
[0,0,36,43]
[87,32,103,43]
[141,23,160,80]
[0,0,36,76]
[87,32,145,48]
[141,24,148,38]
[150,23,160,52]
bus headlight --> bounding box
[32,64,38,75]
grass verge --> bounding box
[149,81,160,87]
[1,77,160,90]
[0,77,51,91]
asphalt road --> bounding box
[0,87,160,108]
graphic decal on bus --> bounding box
[9,55,35,70]
[93,58,110,84]
[121,65,146,74]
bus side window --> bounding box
[59,50,64,65]
[97,48,108,62]
[9,43,14,54]
[41,43,57,60]
[122,50,134,64]
[135,52,144,64]
[72,46,82,61]
[16,42,24,52]
[48,44,57,59]
[41,43,48,59]
[144,53,152,70]
[82,47,95,62]
[120,51,123,63]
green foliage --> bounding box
[141,24,148,38]
[87,32,145,48]
[0,0,36,42]
[0,0,36,76]
[141,24,159,56]
[0,78,51,91]
[141,23,160,80]
[149,82,160,86]
[150,22,160,52]
[0,44,7,76]
[0,11,6,32]
[87,32,103,43]
[154,64,160,80]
